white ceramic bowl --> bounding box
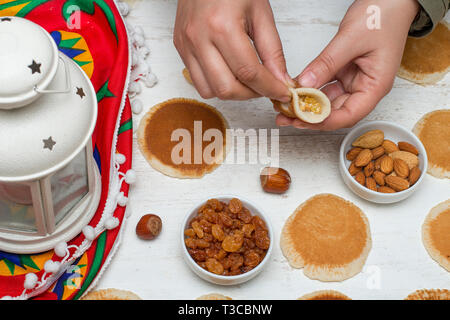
[181,195,273,285]
[339,121,428,204]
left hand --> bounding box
[276,0,419,131]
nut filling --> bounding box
[185,198,270,276]
[298,95,322,114]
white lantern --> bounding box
[0,17,101,253]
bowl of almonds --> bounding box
[339,121,428,204]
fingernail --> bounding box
[284,72,296,88]
[298,71,317,88]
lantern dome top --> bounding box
[0,17,59,109]
[0,19,97,182]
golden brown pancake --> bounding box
[182,68,193,85]
[413,110,450,179]
[280,194,371,282]
[405,289,450,300]
[272,84,331,123]
[137,98,228,179]
[81,288,142,300]
[196,293,232,300]
[422,199,450,272]
[298,290,351,300]
[398,22,450,85]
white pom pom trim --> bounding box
[116,153,126,165]
[104,217,120,230]
[82,226,96,241]
[24,273,38,290]
[117,192,128,207]
[54,242,68,257]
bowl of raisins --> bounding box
[181,196,273,285]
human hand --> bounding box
[277,0,420,130]
[173,0,292,102]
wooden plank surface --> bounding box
[95,0,450,299]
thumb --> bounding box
[296,32,359,88]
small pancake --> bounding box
[405,289,450,300]
[196,293,232,300]
[272,85,331,123]
[182,68,193,85]
[422,199,450,272]
[413,109,450,179]
[81,288,142,300]
[398,22,450,85]
[280,194,371,282]
[298,290,351,300]
[137,98,228,179]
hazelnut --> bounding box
[260,167,291,194]
[136,214,162,240]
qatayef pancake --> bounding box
[405,289,450,300]
[281,194,371,282]
[196,293,232,300]
[398,22,450,85]
[81,288,142,300]
[413,110,450,179]
[422,199,450,272]
[137,98,228,179]
[272,86,331,123]
[298,290,351,300]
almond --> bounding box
[364,161,375,177]
[409,166,421,186]
[380,156,394,174]
[393,158,410,178]
[382,140,399,154]
[348,162,361,176]
[355,171,366,186]
[378,186,396,193]
[366,177,377,191]
[389,151,419,169]
[346,147,363,161]
[373,171,386,186]
[371,146,385,159]
[398,141,419,155]
[352,130,384,149]
[354,149,373,167]
[385,176,410,192]
[374,156,383,170]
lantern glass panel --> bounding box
[50,149,89,225]
[0,183,37,232]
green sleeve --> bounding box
[409,0,449,37]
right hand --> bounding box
[173,0,292,102]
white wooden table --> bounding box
[97,0,450,299]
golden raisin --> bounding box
[242,224,255,238]
[205,258,224,275]
[244,250,260,267]
[184,228,195,237]
[228,253,244,270]
[191,221,204,238]
[222,231,244,252]
[212,224,225,241]
[229,198,243,214]
[254,230,270,250]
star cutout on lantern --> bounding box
[28,60,41,74]
[76,87,85,99]
[0,17,12,22]
[43,136,56,151]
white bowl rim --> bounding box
[180,194,274,281]
[339,120,428,199]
